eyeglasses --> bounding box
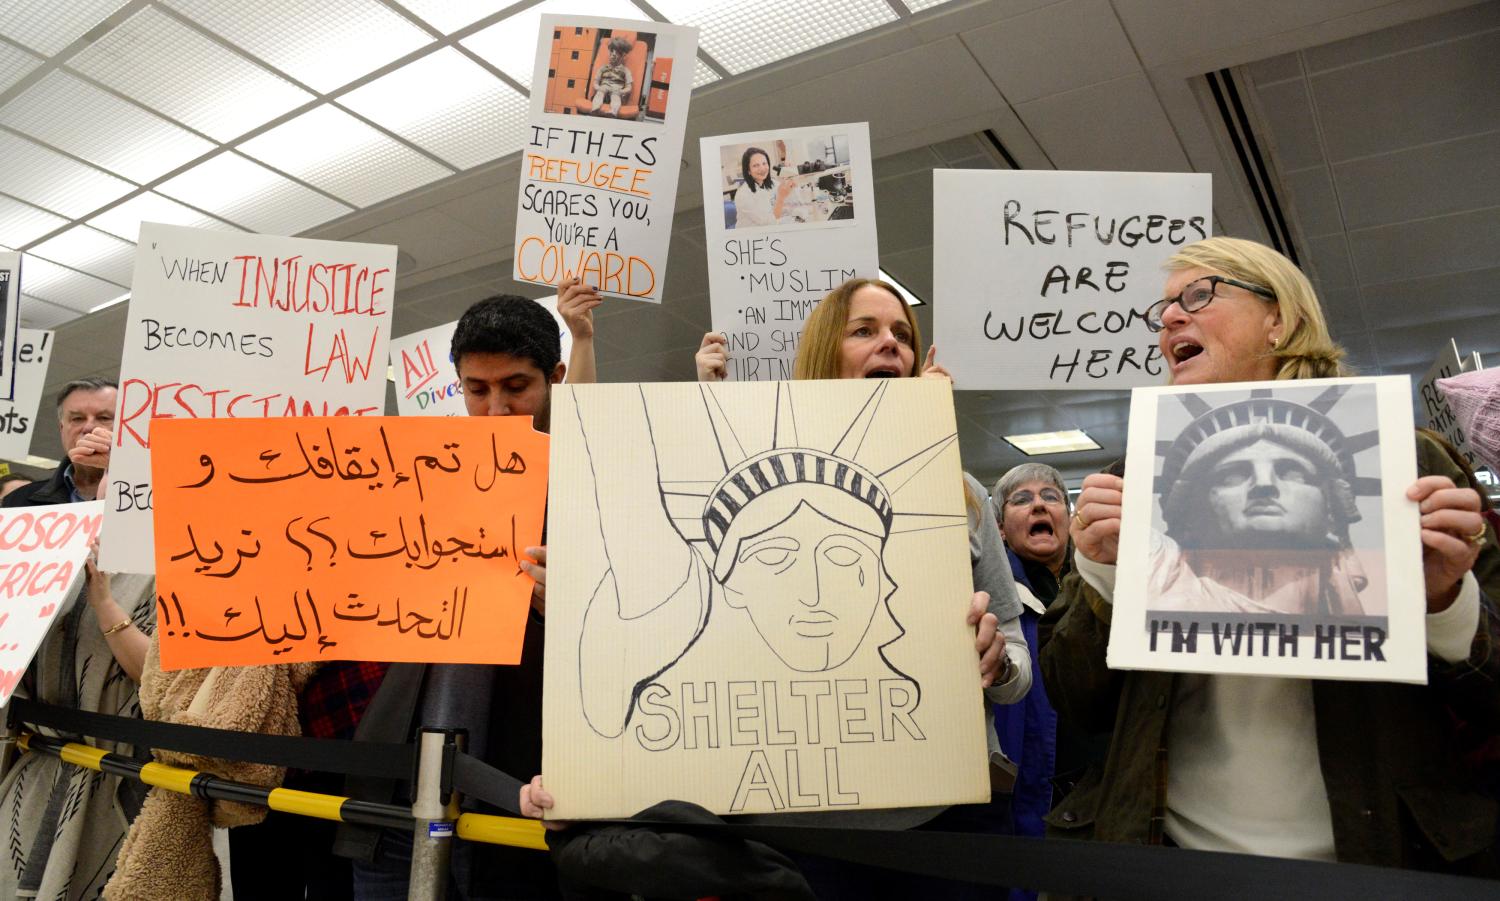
[1143,275,1276,333]
[1005,488,1066,507]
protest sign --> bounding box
[701,124,877,381]
[933,170,1212,389]
[513,16,698,302]
[0,253,21,401]
[0,501,101,704]
[101,223,395,573]
[150,416,548,669]
[1418,339,1478,469]
[1108,377,1425,682]
[389,300,571,417]
[544,379,989,819]
[0,329,54,460]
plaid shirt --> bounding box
[299,661,390,741]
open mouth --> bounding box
[1169,340,1204,366]
[864,367,901,378]
[1028,521,1055,538]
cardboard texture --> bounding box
[1108,377,1426,682]
[514,16,699,302]
[0,328,54,459]
[102,223,395,573]
[543,379,989,819]
[701,123,878,381]
[933,170,1212,390]
[389,300,572,417]
[150,416,547,670]
[0,501,101,704]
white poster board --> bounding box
[700,124,878,380]
[0,329,54,460]
[0,501,101,704]
[102,223,395,572]
[1418,339,1478,468]
[1109,377,1425,683]
[933,170,1212,390]
[389,301,572,417]
[513,16,698,302]
[544,379,988,819]
[0,253,21,401]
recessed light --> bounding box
[1003,429,1100,456]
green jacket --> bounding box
[1039,432,1500,873]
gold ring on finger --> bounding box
[1073,510,1090,529]
[1466,526,1488,546]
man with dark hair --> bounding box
[334,292,578,900]
[4,377,117,507]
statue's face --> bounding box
[1203,438,1329,548]
[721,501,884,672]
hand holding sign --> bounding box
[68,426,112,475]
[1407,475,1486,612]
[1071,473,1123,566]
[919,346,952,383]
[557,276,602,340]
[695,331,728,382]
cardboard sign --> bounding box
[544,379,988,819]
[102,223,396,573]
[150,416,548,669]
[0,329,54,459]
[1418,339,1478,469]
[0,501,101,704]
[0,253,21,401]
[933,170,1212,389]
[701,124,878,381]
[389,300,572,417]
[1108,377,1425,682]
[513,16,698,302]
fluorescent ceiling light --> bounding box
[692,58,721,88]
[648,0,896,74]
[1004,429,1101,456]
[460,0,645,89]
[29,225,136,287]
[0,131,134,219]
[91,292,131,313]
[68,6,315,143]
[156,151,354,236]
[17,255,122,310]
[397,0,516,34]
[879,268,924,306]
[0,71,215,184]
[0,39,42,94]
[88,192,242,242]
[0,0,127,55]
[339,48,528,168]
[904,0,963,10]
[22,455,61,469]
[0,194,69,249]
[162,0,433,94]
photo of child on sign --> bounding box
[543,25,674,123]
[718,134,858,231]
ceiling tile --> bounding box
[0,131,134,218]
[339,48,528,169]
[1371,309,1500,370]
[88,191,242,241]
[67,5,315,143]
[459,0,645,89]
[962,0,1139,104]
[1348,205,1500,287]
[239,105,454,208]
[1360,266,1500,331]
[1316,286,1367,338]
[1253,77,1323,171]
[1309,29,1500,163]
[396,0,515,34]
[162,0,434,93]
[1247,51,1301,87]
[349,208,492,274]
[18,293,83,330]
[1333,130,1500,232]
[1335,329,1378,373]
[1303,234,1355,291]
[156,151,354,236]
[0,194,69,248]
[692,58,721,88]
[0,70,216,184]
[1301,2,1500,74]
[19,255,125,311]
[872,175,933,258]
[28,225,135,286]
[0,40,42,94]
[649,0,897,75]
[1281,165,1342,238]
[0,0,128,55]
[1015,73,1190,171]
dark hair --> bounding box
[740,146,772,194]
[56,377,118,413]
[0,475,31,489]
[607,35,633,56]
[450,295,561,377]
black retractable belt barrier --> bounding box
[14,700,1499,901]
[449,749,1500,901]
[9,698,413,780]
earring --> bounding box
[1269,335,1281,350]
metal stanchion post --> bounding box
[408,728,461,901]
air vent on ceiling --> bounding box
[1204,69,1300,265]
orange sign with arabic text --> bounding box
[150,416,548,670]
